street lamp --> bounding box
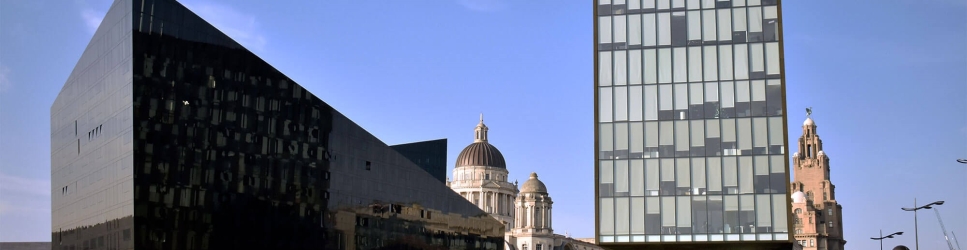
[957,159,967,164]
[872,230,903,250]
[901,199,945,250]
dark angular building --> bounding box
[50,0,505,249]
[391,139,448,183]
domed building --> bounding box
[448,115,603,250]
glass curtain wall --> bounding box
[596,0,788,244]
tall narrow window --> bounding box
[600,52,613,86]
[600,16,613,44]
[630,14,642,46]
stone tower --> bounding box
[790,115,846,250]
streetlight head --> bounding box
[896,232,904,235]
[886,235,894,238]
[932,201,944,205]
[902,207,915,211]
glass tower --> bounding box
[51,0,505,249]
[594,0,793,248]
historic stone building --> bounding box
[448,116,603,250]
[790,115,846,250]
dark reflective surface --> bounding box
[53,0,504,249]
[391,139,448,183]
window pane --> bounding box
[704,46,718,81]
[658,13,671,46]
[632,160,645,196]
[757,194,771,227]
[674,47,687,83]
[766,42,780,75]
[772,194,788,232]
[733,8,747,32]
[662,197,676,227]
[646,159,660,191]
[673,0,685,8]
[702,10,716,42]
[630,15,642,46]
[616,50,628,85]
[764,6,778,41]
[616,86,628,121]
[631,86,643,121]
[616,124,629,157]
[600,51,613,86]
[645,49,658,84]
[750,43,764,76]
[737,118,751,151]
[706,119,720,138]
[751,80,765,102]
[723,157,737,189]
[692,157,706,189]
[722,118,736,143]
[616,160,629,193]
[600,16,613,44]
[600,87,613,122]
[708,157,722,192]
[677,197,692,227]
[690,83,704,105]
[616,197,630,234]
[630,50,642,85]
[674,84,688,111]
[602,160,614,184]
[631,122,644,154]
[734,44,749,80]
[676,158,691,187]
[768,117,783,146]
[645,85,658,120]
[630,0,641,9]
[749,7,762,33]
[659,48,672,83]
[688,11,702,42]
[717,9,732,42]
[601,198,614,234]
[660,121,674,146]
[689,47,703,82]
[719,45,733,80]
[658,0,670,9]
[691,120,705,146]
[601,123,614,152]
[753,117,767,148]
[644,14,657,46]
[632,197,646,233]
[688,0,699,9]
[646,121,659,147]
[739,156,753,193]
[659,84,673,111]
[615,15,628,44]
[675,120,689,151]
[722,82,735,108]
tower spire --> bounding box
[474,114,489,143]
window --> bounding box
[828,221,833,228]
[810,239,815,246]
[523,244,529,250]
[827,208,832,215]
[365,161,371,170]
[537,243,543,250]
[485,173,490,180]
[794,208,802,214]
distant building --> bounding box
[448,117,604,250]
[50,0,504,249]
[0,242,51,250]
[790,116,846,250]
[391,139,448,183]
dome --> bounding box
[520,172,548,194]
[455,142,507,169]
[804,117,815,126]
[455,114,506,169]
[792,191,806,203]
[893,246,910,250]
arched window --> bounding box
[794,208,802,214]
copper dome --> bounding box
[455,142,506,169]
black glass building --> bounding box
[50,0,505,249]
[594,0,794,249]
[391,139,448,183]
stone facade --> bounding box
[790,117,846,250]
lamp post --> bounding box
[871,230,903,250]
[901,199,945,250]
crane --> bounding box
[933,207,956,250]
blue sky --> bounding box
[0,0,964,248]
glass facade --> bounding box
[594,0,792,247]
[390,139,448,183]
[52,0,505,249]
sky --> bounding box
[0,0,965,248]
